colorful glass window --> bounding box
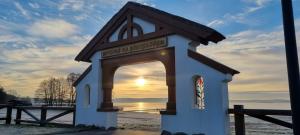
[195,76,205,109]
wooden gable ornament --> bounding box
[75,2,225,62]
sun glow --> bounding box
[137,102,145,110]
[135,77,146,86]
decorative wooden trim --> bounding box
[98,47,176,113]
[82,30,173,62]
[127,14,133,39]
[132,23,143,36]
[132,11,209,45]
[75,2,225,62]
[118,25,127,40]
[187,50,239,75]
[98,29,173,51]
[118,23,143,40]
[73,65,92,86]
[75,11,128,62]
[101,37,167,59]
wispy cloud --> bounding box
[243,0,271,12]
[198,19,300,92]
[207,19,224,27]
[208,0,273,27]
[1,0,299,98]
[14,2,31,19]
[27,19,78,39]
[0,35,91,96]
[28,3,40,9]
[224,0,271,24]
[0,17,90,96]
[58,0,84,11]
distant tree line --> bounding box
[34,73,80,106]
[0,85,18,104]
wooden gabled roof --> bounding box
[75,2,225,62]
[73,65,92,86]
[188,50,239,75]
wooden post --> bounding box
[234,105,245,135]
[40,106,47,126]
[73,105,76,126]
[281,0,300,134]
[15,108,22,125]
[5,105,12,124]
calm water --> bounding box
[0,91,292,134]
[229,91,291,109]
[115,102,165,114]
[0,91,291,123]
[113,91,291,113]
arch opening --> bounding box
[112,62,167,130]
[98,47,176,115]
[113,61,168,112]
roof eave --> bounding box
[73,65,92,86]
[187,50,239,76]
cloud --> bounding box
[0,0,158,97]
[210,0,272,26]
[29,3,40,9]
[244,0,271,13]
[207,19,224,27]
[57,0,153,21]
[197,19,300,92]
[14,2,31,19]
[27,19,78,39]
[244,0,271,7]
[57,0,153,12]
[0,18,91,96]
[58,0,84,11]
[74,13,89,21]
[0,34,91,96]
[114,62,168,98]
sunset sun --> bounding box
[135,77,146,86]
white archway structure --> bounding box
[73,2,239,135]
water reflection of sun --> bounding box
[137,102,145,110]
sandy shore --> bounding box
[0,125,159,135]
[118,112,293,135]
[118,111,160,131]
[0,111,293,135]
[0,125,82,135]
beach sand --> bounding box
[0,111,293,135]
[117,111,293,135]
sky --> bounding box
[0,0,299,99]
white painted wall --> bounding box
[75,52,117,128]
[160,35,231,135]
[75,17,233,134]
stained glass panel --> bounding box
[195,76,205,109]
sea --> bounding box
[0,91,293,134]
[114,91,292,112]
